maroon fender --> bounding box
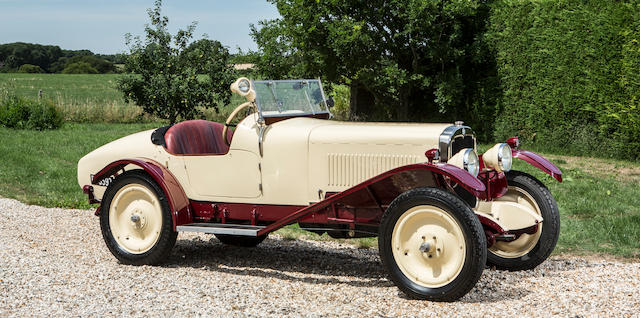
[513,149,563,182]
[257,163,486,236]
[91,158,192,230]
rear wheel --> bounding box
[379,187,486,301]
[100,170,177,265]
[486,171,560,271]
[215,234,268,247]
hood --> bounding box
[307,121,453,192]
[309,121,451,147]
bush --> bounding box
[328,84,350,120]
[17,64,45,73]
[0,96,63,130]
[598,3,640,159]
[487,0,639,158]
[62,62,99,74]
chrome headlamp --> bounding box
[449,148,480,177]
[230,77,256,102]
[483,143,512,172]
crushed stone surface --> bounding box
[0,197,638,317]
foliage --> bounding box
[54,55,116,74]
[249,19,311,80]
[487,0,639,158]
[0,42,118,74]
[17,64,45,73]
[0,95,63,130]
[328,84,350,120]
[62,62,99,74]
[0,42,62,72]
[251,0,500,139]
[598,2,640,159]
[117,0,236,123]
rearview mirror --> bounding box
[326,97,335,108]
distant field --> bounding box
[0,73,239,123]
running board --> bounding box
[176,223,265,236]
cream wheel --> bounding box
[109,184,163,254]
[100,170,177,265]
[392,205,466,288]
[486,171,560,271]
[488,186,542,258]
[379,187,486,301]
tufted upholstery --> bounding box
[164,120,233,155]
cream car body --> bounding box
[78,78,563,301]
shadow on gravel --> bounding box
[158,236,543,302]
[162,237,394,288]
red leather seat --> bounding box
[164,120,233,155]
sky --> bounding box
[0,0,281,54]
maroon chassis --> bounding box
[85,141,562,247]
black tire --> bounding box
[215,234,268,247]
[100,170,177,265]
[378,187,486,301]
[486,170,560,271]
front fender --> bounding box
[256,162,486,236]
[90,158,192,230]
[513,149,563,182]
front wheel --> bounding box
[379,187,486,301]
[485,171,560,271]
[100,170,177,265]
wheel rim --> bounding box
[109,184,163,254]
[391,205,466,288]
[489,186,543,258]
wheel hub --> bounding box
[418,236,444,259]
[130,209,147,229]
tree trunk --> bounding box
[396,88,410,121]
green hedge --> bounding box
[488,0,640,159]
[0,96,63,130]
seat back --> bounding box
[164,120,232,155]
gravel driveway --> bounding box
[1,197,638,317]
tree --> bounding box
[17,64,45,73]
[251,0,499,138]
[0,42,63,72]
[62,62,99,74]
[117,0,236,123]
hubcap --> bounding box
[489,186,543,258]
[392,205,466,288]
[109,184,163,254]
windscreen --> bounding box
[253,79,330,118]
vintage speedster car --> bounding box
[78,78,562,301]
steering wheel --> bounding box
[222,101,254,146]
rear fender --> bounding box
[90,158,191,230]
[513,149,563,182]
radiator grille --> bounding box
[451,135,475,157]
[327,153,421,187]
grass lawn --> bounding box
[0,73,241,123]
[0,122,638,258]
[0,122,161,208]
